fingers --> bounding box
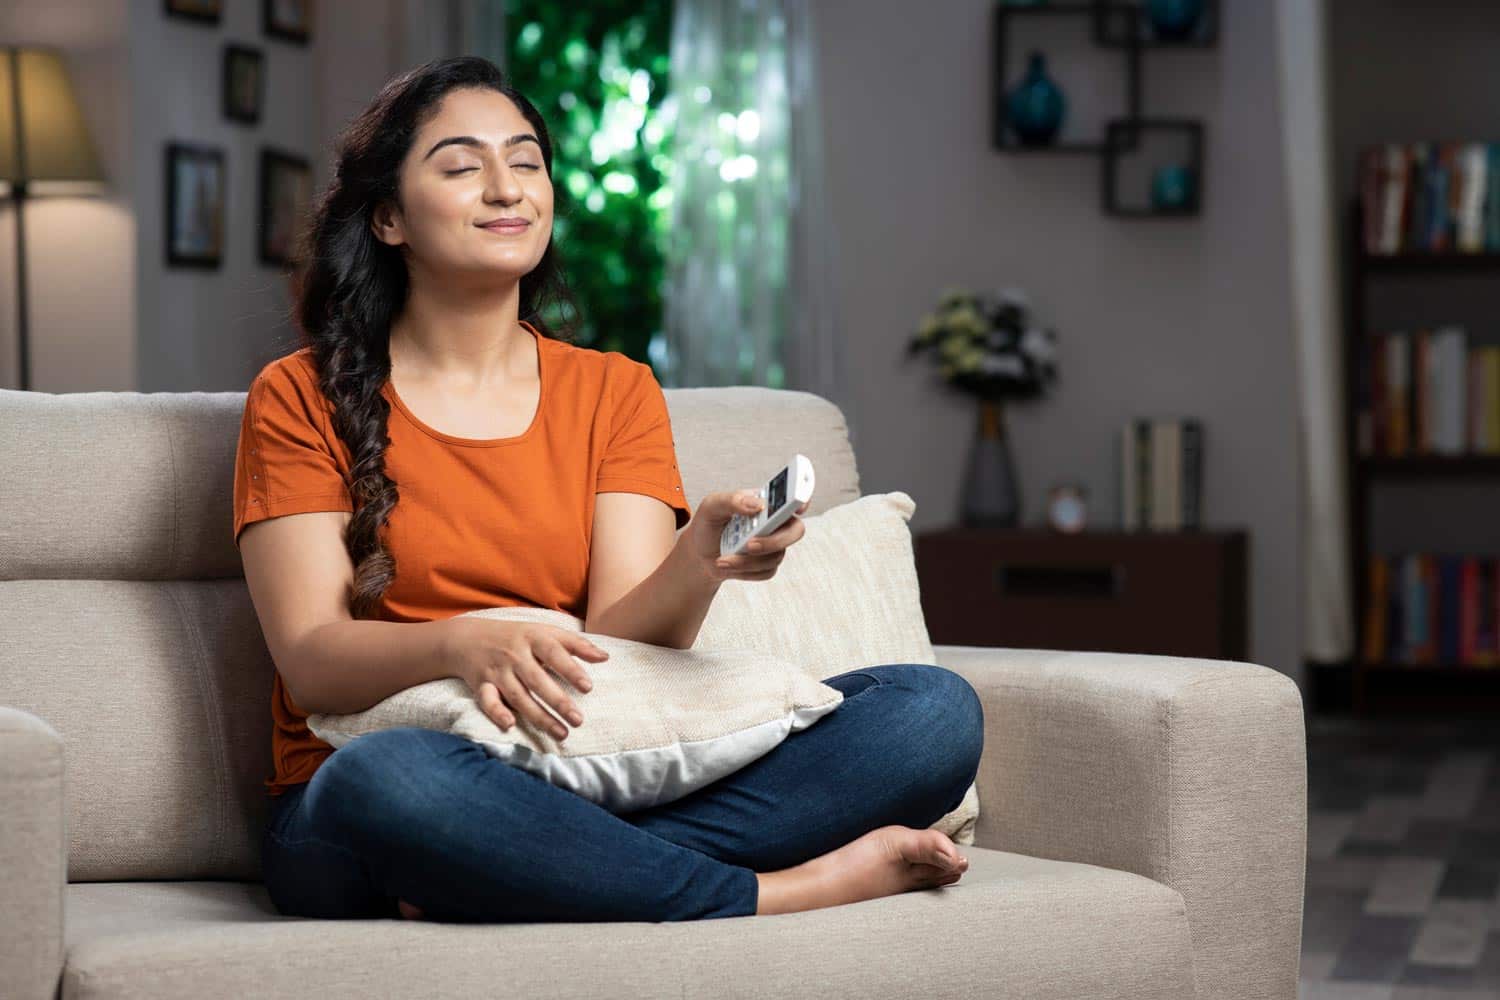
[547,634,603,692]
[743,515,805,554]
[716,549,785,574]
[494,670,570,741]
[517,658,585,732]
[476,681,513,729]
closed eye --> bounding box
[444,165,540,175]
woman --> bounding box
[236,55,984,924]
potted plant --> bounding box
[904,286,1059,527]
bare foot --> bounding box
[397,898,424,920]
[754,825,969,916]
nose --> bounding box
[485,162,524,204]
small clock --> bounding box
[1047,483,1089,533]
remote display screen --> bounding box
[767,467,788,513]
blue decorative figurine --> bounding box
[1146,0,1205,41]
[1151,164,1197,211]
[1007,51,1066,147]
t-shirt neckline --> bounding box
[383,320,546,449]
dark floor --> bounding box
[1302,714,1500,999]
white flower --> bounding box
[980,354,1026,377]
[1019,327,1056,365]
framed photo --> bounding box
[165,143,226,269]
[259,148,312,267]
[264,0,312,45]
[164,0,223,24]
[223,45,265,125]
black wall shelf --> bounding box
[1103,118,1204,216]
[992,0,1212,218]
[992,2,1142,154]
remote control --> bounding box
[720,454,816,558]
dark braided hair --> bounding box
[291,56,580,619]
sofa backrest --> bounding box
[0,383,860,882]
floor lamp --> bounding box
[0,47,105,391]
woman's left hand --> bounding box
[686,490,811,583]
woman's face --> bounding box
[372,87,553,283]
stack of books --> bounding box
[1359,141,1500,255]
[1363,553,1500,666]
[1118,418,1203,531]
[1356,326,1500,456]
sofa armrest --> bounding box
[1,706,66,1000]
[934,645,1306,1000]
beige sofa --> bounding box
[0,383,1307,1000]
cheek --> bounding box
[531,176,554,215]
[405,186,471,250]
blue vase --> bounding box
[1147,0,1205,40]
[1007,51,1066,147]
[1151,165,1196,210]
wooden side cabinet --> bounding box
[914,527,1249,661]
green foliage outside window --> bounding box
[505,1,674,367]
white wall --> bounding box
[814,0,1303,683]
[129,0,317,390]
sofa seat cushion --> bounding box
[61,848,1194,1000]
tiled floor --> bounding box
[1302,715,1500,999]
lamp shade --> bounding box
[0,47,105,190]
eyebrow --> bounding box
[422,134,541,161]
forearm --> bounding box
[587,533,720,649]
[288,618,458,715]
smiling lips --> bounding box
[479,218,530,233]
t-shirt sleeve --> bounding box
[233,364,355,549]
[595,356,693,531]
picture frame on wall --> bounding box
[163,0,223,24]
[223,44,265,125]
[259,148,312,268]
[165,143,226,269]
[264,0,312,45]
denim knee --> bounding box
[306,727,470,846]
[899,664,985,789]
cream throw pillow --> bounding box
[305,605,844,813]
[694,491,980,845]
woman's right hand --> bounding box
[443,618,609,741]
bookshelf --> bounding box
[1344,199,1500,716]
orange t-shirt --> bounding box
[232,320,692,796]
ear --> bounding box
[370,200,406,248]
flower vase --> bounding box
[960,399,1021,528]
[1006,52,1066,147]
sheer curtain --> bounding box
[1275,0,1353,665]
[659,0,854,448]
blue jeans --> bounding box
[260,662,984,924]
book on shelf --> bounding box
[1359,140,1500,255]
[1356,327,1500,458]
[1362,552,1500,667]
[1118,418,1202,530]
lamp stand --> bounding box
[7,44,30,391]
[12,183,29,391]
